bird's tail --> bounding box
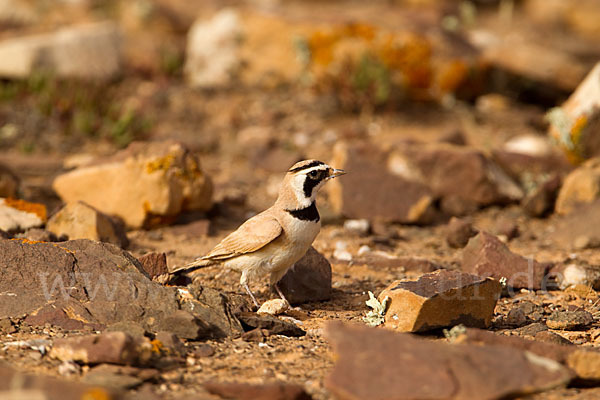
[169,258,213,275]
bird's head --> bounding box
[278,159,346,208]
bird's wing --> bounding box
[201,212,283,261]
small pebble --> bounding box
[343,219,370,235]
[257,299,289,316]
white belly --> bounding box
[224,216,321,283]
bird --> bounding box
[169,159,346,307]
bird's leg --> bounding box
[274,282,290,305]
[242,282,260,309]
[240,272,260,309]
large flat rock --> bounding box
[325,322,572,400]
[0,238,242,339]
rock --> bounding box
[275,247,332,305]
[535,331,573,346]
[151,309,212,341]
[390,141,524,215]
[458,327,573,362]
[458,327,600,381]
[550,201,600,252]
[236,312,305,337]
[203,381,312,400]
[178,284,244,339]
[495,218,519,241]
[184,9,242,88]
[81,363,159,389]
[0,163,19,198]
[47,201,128,248]
[476,34,587,93]
[378,270,501,332]
[50,331,152,366]
[462,231,550,290]
[155,331,185,356]
[53,141,213,229]
[25,302,101,331]
[58,360,81,377]
[505,308,528,328]
[325,322,572,400]
[548,62,600,162]
[15,228,61,242]
[546,311,594,331]
[522,174,562,217]
[0,197,46,232]
[0,365,120,400]
[191,343,215,358]
[343,219,370,235]
[556,158,600,215]
[517,322,550,337]
[328,142,435,223]
[0,22,121,80]
[241,328,269,343]
[547,263,600,290]
[332,241,352,262]
[493,143,571,187]
[566,351,600,381]
[445,217,478,248]
[257,299,289,316]
[503,134,557,158]
[0,238,242,339]
[106,321,147,339]
[82,368,143,390]
[138,252,168,280]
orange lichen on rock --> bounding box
[436,59,469,95]
[302,21,476,108]
[4,198,47,221]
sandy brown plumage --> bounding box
[169,159,345,307]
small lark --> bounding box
[170,160,345,307]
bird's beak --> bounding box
[329,168,346,179]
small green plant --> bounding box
[443,324,466,342]
[353,54,391,106]
[1,72,151,148]
[363,291,389,327]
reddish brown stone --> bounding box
[462,231,550,290]
[522,174,562,217]
[138,252,169,280]
[50,332,152,366]
[393,142,524,216]
[328,142,435,224]
[0,365,121,400]
[276,247,331,305]
[446,217,478,248]
[204,381,312,400]
[325,322,571,400]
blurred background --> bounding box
[0,0,599,223]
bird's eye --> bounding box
[308,170,318,179]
